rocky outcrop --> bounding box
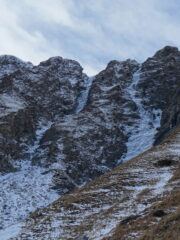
[0,55,86,172]
[131,46,180,144]
[32,59,139,187]
[137,46,180,110]
[0,108,35,172]
[154,88,180,144]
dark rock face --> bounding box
[32,59,139,187]
[0,55,86,173]
[153,46,179,58]
[0,108,36,172]
[155,89,180,144]
[137,46,180,111]
[134,46,180,145]
[0,46,180,195]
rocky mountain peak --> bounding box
[106,59,138,72]
[0,55,26,65]
[153,45,180,59]
[39,56,83,71]
[0,55,33,78]
[39,56,63,66]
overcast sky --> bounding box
[0,0,180,75]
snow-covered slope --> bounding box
[0,121,59,229]
[0,161,59,229]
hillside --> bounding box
[2,126,179,239]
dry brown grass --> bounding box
[104,191,180,240]
[140,207,180,240]
[136,188,152,200]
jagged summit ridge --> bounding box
[0,55,31,65]
[153,45,180,58]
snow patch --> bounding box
[0,163,59,229]
[0,222,24,240]
[0,94,25,117]
[26,120,53,161]
[152,171,172,195]
[75,76,95,113]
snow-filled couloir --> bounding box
[122,65,162,161]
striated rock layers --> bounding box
[0,46,180,194]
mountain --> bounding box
[0,46,180,237]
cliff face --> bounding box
[0,46,180,230]
[0,55,86,172]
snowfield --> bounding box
[0,161,59,230]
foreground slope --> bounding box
[5,126,180,240]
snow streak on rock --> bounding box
[75,76,94,113]
[123,66,162,161]
[26,120,53,161]
[0,222,24,240]
[0,94,25,117]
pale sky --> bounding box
[0,0,180,75]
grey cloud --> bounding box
[0,0,180,75]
